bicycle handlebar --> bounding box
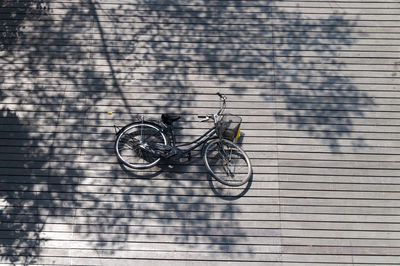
[216,92,226,100]
[216,92,226,116]
[198,93,227,122]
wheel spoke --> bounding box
[115,123,167,169]
[142,129,163,143]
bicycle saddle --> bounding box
[161,113,181,124]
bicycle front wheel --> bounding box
[115,122,168,169]
[203,139,252,186]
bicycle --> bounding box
[114,93,252,187]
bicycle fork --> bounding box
[217,142,235,177]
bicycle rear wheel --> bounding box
[115,122,167,169]
[203,139,252,186]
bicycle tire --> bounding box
[203,139,252,187]
[115,122,168,169]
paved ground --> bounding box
[1,0,400,265]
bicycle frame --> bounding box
[159,122,217,159]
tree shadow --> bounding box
[272,11,375,151]
[0,0,375,264]
[0,0,49,50]
[0,107,80,265]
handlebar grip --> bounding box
[217,92,227,101]
[198,115,211,122]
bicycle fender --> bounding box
[114,120,164,136]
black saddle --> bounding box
[161,113,181,125]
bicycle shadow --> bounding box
[207,173,253,200]
[117,142,253,200]
[118,162,164,180]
